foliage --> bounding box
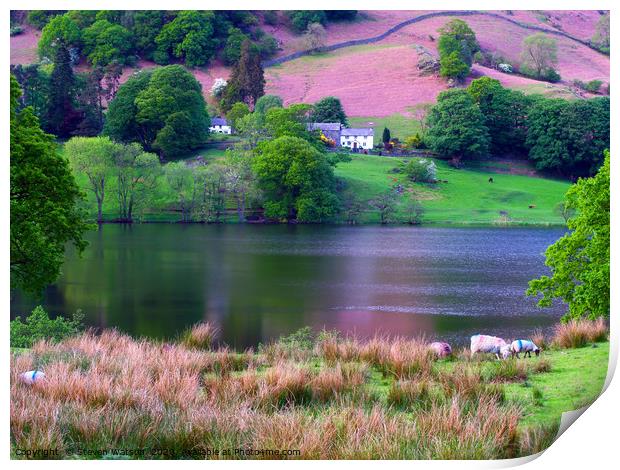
[525,97,609,176]
[210,78,228,97]
[467,77,533,155]
[44,42,81,138]
[264,104,314,141]
[311,96,348,125]
[221,40,265,111]
[403,134,425,149]
[131,10,165,60]
[382,127,391,144]
[426,89,490,162]
[10,76,89,294]
[254,94,283,117]
[404,159,437,183]
[520,33,559,81]
[591,13,610,54]
[10,64,50,119]
[155,11,217,67]
[325,11,358,21]
[106,65,209,157]
[10,306,84,349]
[38,14,81,61]
[10,25,24,36]
[113,144,162,222]
[286,10,327,33]
[222,27,250,65]
[28,10,63,29]
[65,136,116,223]
[227,102,251,129]
[302,22,327,51]
[370,191,398,224]
[82,19,134,65]
[253,136,339,222]
[437,19,478,81]
[527,152,610,321]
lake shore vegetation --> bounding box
[10,319,608,460]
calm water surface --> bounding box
[11,225,566,349]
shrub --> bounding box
[180,322,218,350]
[10,306,84,348]
[551,318,608,348]
[404,158,437,183]
[210,78,228,97]
[10,25,24,36]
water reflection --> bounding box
[11,225,566,348]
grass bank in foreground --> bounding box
[11,321,608,459]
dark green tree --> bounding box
[222,27,250,65]
[45,41,81,138]
[467,77,533,155]
[426,89,490,163]
[221,40,265,111]
[525,97,609,176]
[311,96,348,125]
[382,127,391,144]
[437,19,478,81]
[131,10,165,60]
[253,136,339,222]
[155,10,217,67]
[38,14,81,60]
[527,151,609,321]
[82,19,134,65]
[286,10,327,33]
[106,66,209,158]
[10,75,89,294]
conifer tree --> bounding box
[45,41,80,137]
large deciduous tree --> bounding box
[105,66,210,158]
[520,33,558,80]
[437,19,478,81]
[10,75,89,294]
[527,151,609,321]
[155,10,217,67]
[38,14,81,61]
[425,89,490,163]
[311,96,348,125]
[253,136,339,222]
[525,96,609,177]
[64,136,116,223]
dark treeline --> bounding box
[424,77,610,178]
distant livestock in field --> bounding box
[470,334,508,360]
[509,339,540,358]
[430,341,452,358]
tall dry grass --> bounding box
[552,318,608,349]
[11,329,560,459]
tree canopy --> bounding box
[105,65,210,158]
[253,136,339,222]
[220,40,265,111]
[10,75,89,294]
[155,11,217,67]
[437,19,478,81]
[520,33,559,81]
[425,89,490,162]
[527,151,610,321]
[311,96,348,125]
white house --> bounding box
[340,128,374,150]
[307,122,374,150]
[209,117,232,134]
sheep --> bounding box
[470,334,508,360]
[509,339,540,358]
[430,341,452,358]
[19,370,45,385]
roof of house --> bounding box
[211,117,229,126]
[307,122,342,131]
[341,128,374,136]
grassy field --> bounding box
[334,154,571,225]
[10,321,609,459]
[349,113,425,140]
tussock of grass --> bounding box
[552,318,608,349]
[180,322,218,350]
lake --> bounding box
[11,225,567,349]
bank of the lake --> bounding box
[69,149,571,226]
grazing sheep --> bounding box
[19,370,45,385]
[470,334,508,360]
[510,339,540,358]
[430,341,452,358]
